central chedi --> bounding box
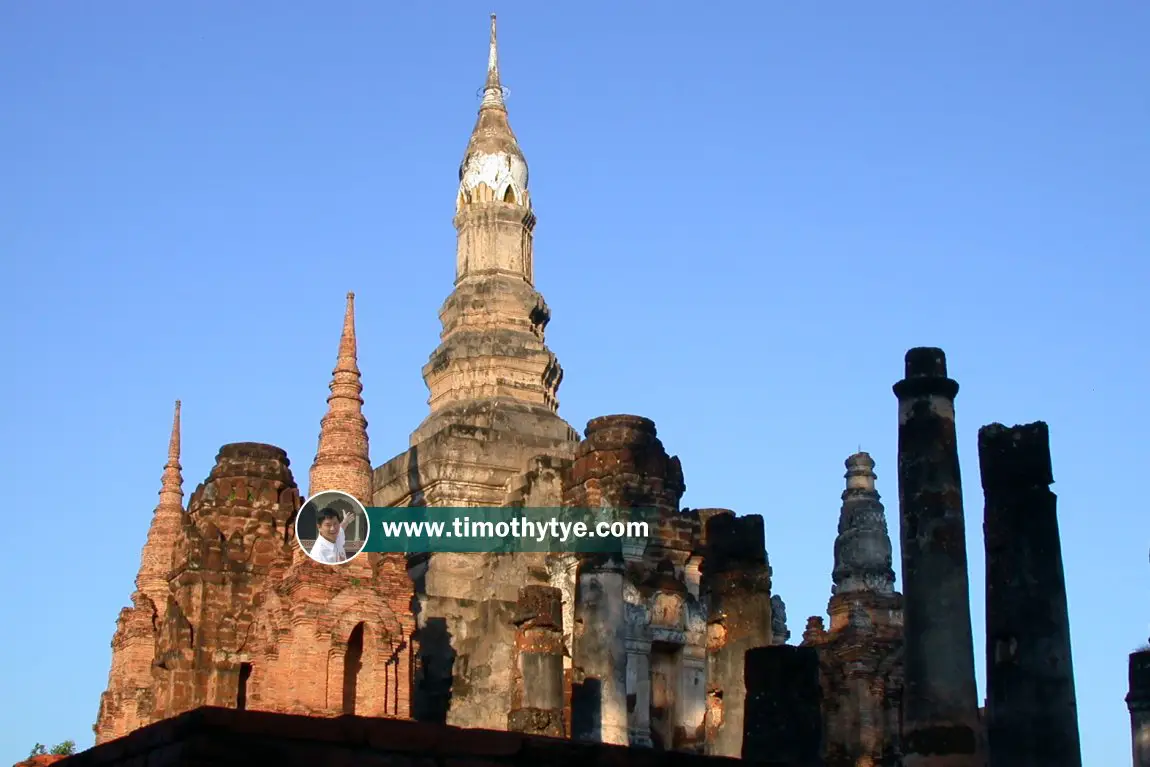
[368,14,586,734]
[377,14,579,502]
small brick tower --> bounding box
[269,290,413,717]
[95,400,185,743]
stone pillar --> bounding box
[979,421,1081,767]
[572,554,629,745]
[1129,650,1150,766]
[678,645,707,751]
[702,512,773,758]
[508,585,565,738]
[892,347,981,766]
[625,637,653,747]
[742,645,823,765]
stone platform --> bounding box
[47,707,791,766]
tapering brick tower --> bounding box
[139,400,185,620]
[95,401,185,743]
[309,291,372,504]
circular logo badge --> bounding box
[296,490,370,565]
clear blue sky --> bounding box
[1,2,1146,764]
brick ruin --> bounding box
[89,14,1092,767]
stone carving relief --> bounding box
[623,580,648,634]
[650,592,684,630]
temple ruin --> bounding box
[90,15,1092,767]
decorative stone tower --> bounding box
[408,12,576,451]
[831,455,893,595]
[95,401,185,743]
[368,15,581,735]
[804,452,905,767]
[372,13,578,508]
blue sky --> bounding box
[1,2,1146,763]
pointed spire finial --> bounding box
[160,399,183,504]
[481,13,505,110]
[337,292,358,374]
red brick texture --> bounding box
[308,292,372,505]
[12,757,66,767]
[96,295,418,745]
[95,440,415,743]
[95,401,185,743]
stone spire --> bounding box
[160,400,183,508]
[455,13,533,247]
[309,292,372,505]
[482,13,504,110]
[411,15,576,447]
[135,399,184,617]
[831,451,895,596]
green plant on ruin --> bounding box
[28,740,75,757]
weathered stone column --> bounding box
[572,554,629,744]
[624,636,653,747]
[678,644,708,751]
[1128,649,1150,767]
[742,645,824,765]
[508,585,565,737]
[892,347,981,766]
[979,421,1081,766]
[702,511,773,758]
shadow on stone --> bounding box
[742,645,823,766]
[412,617,455,724]
[571,676,603,741]
[407,444,426,507]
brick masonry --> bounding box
[95,292,415,745]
